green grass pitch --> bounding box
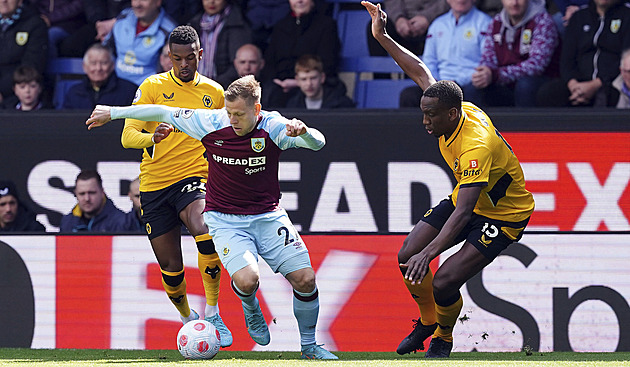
[1,349,629,366]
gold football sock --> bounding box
[161,268,191,318]
[402,270,437,325]
[196,234,221,307]
[434,295,463,342]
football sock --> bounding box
[293,288,319,346]
[434,293,463,342]
[401,267,437,325]
[161,268,191,318]
[196,234,221,308]
[231,280,260,312]
[205,304,219,318]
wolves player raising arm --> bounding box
[362,0,534,358]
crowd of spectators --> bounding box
[0,0,629,112]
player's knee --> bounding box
[232,269,260,294]
[432,273,459,300]
[288,268,316,293]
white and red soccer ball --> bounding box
[177,320,221,359]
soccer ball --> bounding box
[177,320,221,359]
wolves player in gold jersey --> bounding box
[121,25,232,346]
[363,1,535,358]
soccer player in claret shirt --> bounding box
[119,25,232,346]
[86,75,338,360]
[363,1,535,358]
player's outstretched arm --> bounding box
[284,118,325,151]
[362,1,436,91]
[86,105,113,130]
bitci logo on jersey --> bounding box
[470,159,478,169]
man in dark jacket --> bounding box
[60,170,137,232]
[63,44,137,109]
[286,54,355,109]
[537,0,630,106]
[0,0,48,105]
[0,180,45,232]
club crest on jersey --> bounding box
[142,36,155,48]
[251,138,265,152]
[132,89,141,103]
[15,32,28,46]
[453,158,459,172]
[611,19,621,33]
[463,28,473,40]
[203,95,213,108]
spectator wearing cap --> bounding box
[0,180,45,232]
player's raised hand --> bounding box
[362,1,387,39]
[86,105,113,130]
[153,123,174,144]
[285,118,307,137]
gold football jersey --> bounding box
[122,71,225,192]
[439,102,534,222]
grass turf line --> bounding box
[1,349,630,366]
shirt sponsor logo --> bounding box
[123,50,137,65]
[463,168,482,177]
[470,159,478,169]
[212,154,266,167]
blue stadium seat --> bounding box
[340,56,415,108]
[354,78,416,108]
[52,80,81,110]
[46,57,84,76]
[46,58,85,109]
[336,10,370,57]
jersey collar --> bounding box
[445,109,466,147]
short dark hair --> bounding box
[423,80,463,110]
[169,25,199,47]
[76,170,103,187]
[225,75,261,106]
[13,66,42,86]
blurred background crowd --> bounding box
[0,0,628,112]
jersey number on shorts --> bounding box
[277,226,295,246]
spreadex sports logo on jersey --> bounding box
[463,159,482,177]
[212,154,266,175]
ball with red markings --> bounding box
[177,320,220,359]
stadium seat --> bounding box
[46,58,85,109]
[336,10,371,57]
[46,57,84,76]
[354,78,416,108]
[52,80,81,110]
[340,56,414,108]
